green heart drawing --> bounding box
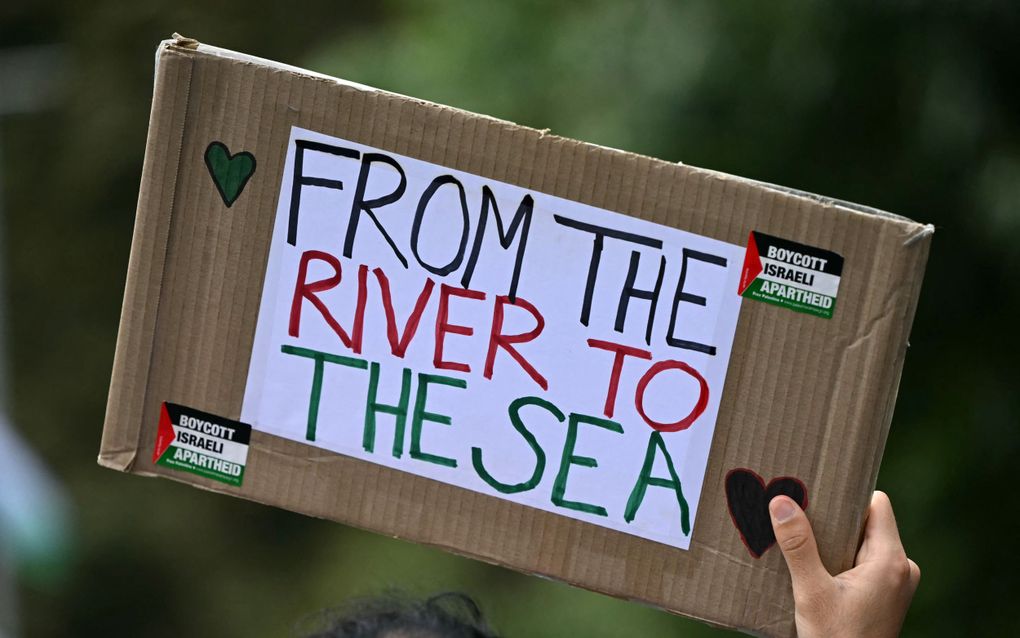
[204,141,256,208]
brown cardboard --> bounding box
[99,35,932,637]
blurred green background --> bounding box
[1,1,1017,636]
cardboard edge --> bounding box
[860,222,934,493]
[164,35,927,234]
[819,222,934,575]
[98,43,196,472]
[132,448,779,635]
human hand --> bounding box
[769,491,920,638]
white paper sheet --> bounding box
[242,127,744,548]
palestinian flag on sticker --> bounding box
[153,402,251,487]
[738,231,844,319]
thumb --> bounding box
[769,496,832,597]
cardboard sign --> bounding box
[99,36,932,637]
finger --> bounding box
[858,491,905,561]
[770,496,832,597]
[908,558,921,589]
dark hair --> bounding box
[297,591,501,638]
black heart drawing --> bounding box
[725,468,808,558]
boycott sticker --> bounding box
[153,403,251,487]
[738,231,844,319]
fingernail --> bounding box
[770,497,797,523]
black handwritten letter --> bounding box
[615,251,667,346]
[345,153,409,268]
[411,175,470,277]
[288,140,360,246]
[461,186,534,301]
[666,248,727,355]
